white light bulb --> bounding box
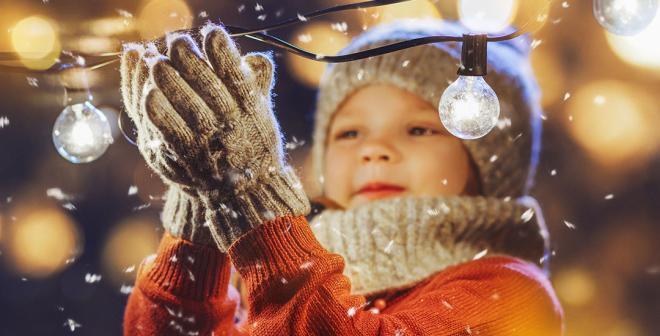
[594,0,658,35]
[439,76,500,140]
[52,102,113,163]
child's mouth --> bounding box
[355,183,406,200]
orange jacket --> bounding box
[124,215,564,335]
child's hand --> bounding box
[120,24,309,251]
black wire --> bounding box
[0,0,530,74]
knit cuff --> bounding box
[203,166,311,251]
[162,187,216,246]
[227,215,325,290]
[139,232,232,301]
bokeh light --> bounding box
[459,0,518,33]
[287,22,350,87]
[10,16,61,70]
[565,80,659,168]
[88,17,136,36]
[101,216,160,286]
[606,10,660,70]
[137,0,193,40]
[369,0,442,25]
[554,267,597,306]
[530,46,566,107]
[2,206,81,278]
[512,0,551,33]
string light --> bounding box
[52,101,114,163]
[439,34,500,140]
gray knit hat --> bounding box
[311,19,543,200]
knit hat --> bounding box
[310,19,543,200]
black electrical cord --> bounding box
[0,0,544,74]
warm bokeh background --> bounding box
[1,0,659,334]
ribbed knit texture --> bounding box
[123,233,244,335]
[124,215,564,335]
[310,195,549,296]
[311,19,543,199]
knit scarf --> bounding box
[309,195,550,296]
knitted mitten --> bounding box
[121,45,214,245]
[121,24,310,251]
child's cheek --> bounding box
[323,145,354,206]
[407,141,471,197]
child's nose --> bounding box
[359,141,398,163]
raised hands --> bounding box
[120,24,309,251]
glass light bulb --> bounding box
[52,102,113,163]
[439,76,500,140]
[594,0,658,36]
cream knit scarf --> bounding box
[310,195,549,296]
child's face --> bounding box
[324,84,478,209]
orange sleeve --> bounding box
[228,215,565,336]
[123,233,247,336]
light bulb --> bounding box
[594,0,658,35]
[52,102,113,163]
[439,76,500,140]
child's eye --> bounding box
[335,130,359,140]
[409,126,439,136]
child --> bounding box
[121,18,564,335]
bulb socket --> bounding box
[457,34,488,76]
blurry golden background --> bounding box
[0,0,659,334]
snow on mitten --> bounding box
[122,24,309,252]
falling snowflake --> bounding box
[521,208,535,223]
[646,265,660,275]
[604,194,614,200]
[26,77,39,87]
[594,95,606,105]
[300,261,314,269]
[383,240,395,254]
[120,285,134,295]
[550,169,558,176]
[62,202,77,211]
[63,318,82,332]
[401,60,410,67]
[198,11,208,18]
[297,13,308,22]
[562,1,570,8]
[472,249,488,260]
[84,273,102,283]
[128,185,138,196]
[132,203,151,211]
[116,9,133,18]
[563,92,571,101]
[257,14,267,21]
[47,188,75,201]
[531,39,543,49]
[124,265,135,273]
[489,155,498,163]
[441,300,453,309]
[563,220,577,230]
[347,307,357,317]
[0,116,9,129]
[285,136,306,150]
[238,4,246,13]
[255,3,263,11]
[331,22,348,33]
